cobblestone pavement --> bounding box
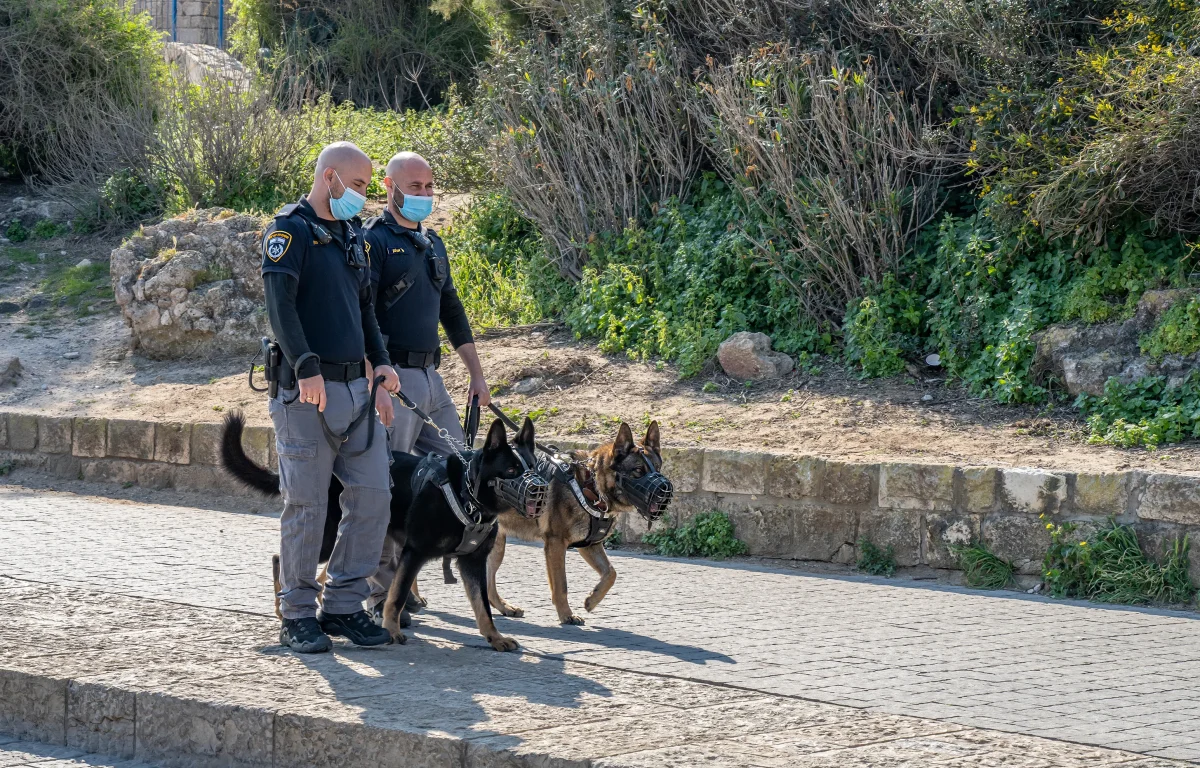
[0,735,159,767]
[3,485,1200,765]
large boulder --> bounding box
[111,208,269,359]
[1034,289,1200,397]
[717,332,795,380]
[4,196,74,230]
[163,42,251,90]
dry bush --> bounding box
[151,73,330,212]
[706,47,946,323]
[484,5,701,278]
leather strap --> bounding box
[319,360,366,382]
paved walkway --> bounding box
[3,484,1200,764]
[0,736,158,767]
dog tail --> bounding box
[220,411,280,496]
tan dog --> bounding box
[487,422,665,624]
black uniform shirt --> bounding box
[363,209,473,357]
[261,197,389,378]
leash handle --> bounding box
[463,394,480,450]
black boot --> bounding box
[280,617,332,654]
[318,609,392,646]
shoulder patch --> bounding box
[265,231,292,262]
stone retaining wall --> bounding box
[4,410,1199,581]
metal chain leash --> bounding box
[391,391,471,464]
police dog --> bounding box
[221,412,542,651]
[487,421,667,625]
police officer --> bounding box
[362,151,491,613]
[261,141,401,653]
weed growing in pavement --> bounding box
[857,538,897,577]
[951,542,1014,589]
[0,459,14,476]
[1042,516,1195,605]
[644,511,747,559]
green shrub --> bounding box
[30,219,65,240]
[1141,296,1200,361]
[1043,517,1195,606]
[1077,373,1200,448]
[951,542,1015,589]
[856,538,897,577]
[643,511,748,559]
[5,221,28,243]
[844,274,925,378]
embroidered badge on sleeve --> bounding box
[265,231,292,262]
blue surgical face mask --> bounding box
[398,193,434,223]
[329,171,366,221]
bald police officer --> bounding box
[362,151,490,614]
[262,141,400,653]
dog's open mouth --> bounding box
[524,501,540,518]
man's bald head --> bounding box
[315,142,372,186]
[384,151,435,223]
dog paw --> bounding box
[498,602,525,618]
[560,614,586,626]
[584,594,604,612]
[414,595,429,608]
[404,594,427,612]
[488,635,519,652]
[399,609,411,629]
[382,620,406,644]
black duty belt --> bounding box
[320,361,366,382]
[391,349,440,369]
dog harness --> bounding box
[537,453,616,548]
[412,453,494,557]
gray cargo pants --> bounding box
[367,365,464,608]
[269,377,391,620]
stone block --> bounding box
[82,459,140,486]
[660,446,702,493]
[721,502,796,558]
[878,463,954,512]
[107,419,155,460]
[173,464,228,493]
[982,514,1052,574]
[1139,473,1200,526]
[190,422,224,466]
[1000,468,1067,516]
[0,669,66,744]
[792,505,857,562]
[242,425,272,468]
[765,455,824,500]
[8,413,37,451]
[821,462,875,506]
[923,513,980,569]
[72,417,108,458]
[154,422,192,464]
[37,416,72,454]
[701,449,767,496]
[274,712,464,768]
[67,681,135,758]
[137,463,175,490]
[962,467,997,513]
[857,509,921,566]
[135,692,272,768]
[1074,472,1133,517]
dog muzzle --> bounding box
[617,456,673,521]
[490,451,550,519]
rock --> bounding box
[163,42,250,90]
[921,393,933,402]
[925,353,941,366]
[111,208,269,359]
[63,351,80,360]
[0,301,19,314]
[75,259,92,269]
[0,356,21,386]
[1034,289,1200,397]
[512,377,544,395]
[717,332,794,380]
[25,294,48,310]
[6,196,73,228]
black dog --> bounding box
[221,412,541,651]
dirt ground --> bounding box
[2,185,1198,477]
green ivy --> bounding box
[1076,372,1200,448]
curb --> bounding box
[4,409,1200,579]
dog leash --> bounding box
[317,374,385,458]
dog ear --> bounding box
[517,416,536,453]
[483,418,508,454]
[642,420,661,457]
[613,422,635,459]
